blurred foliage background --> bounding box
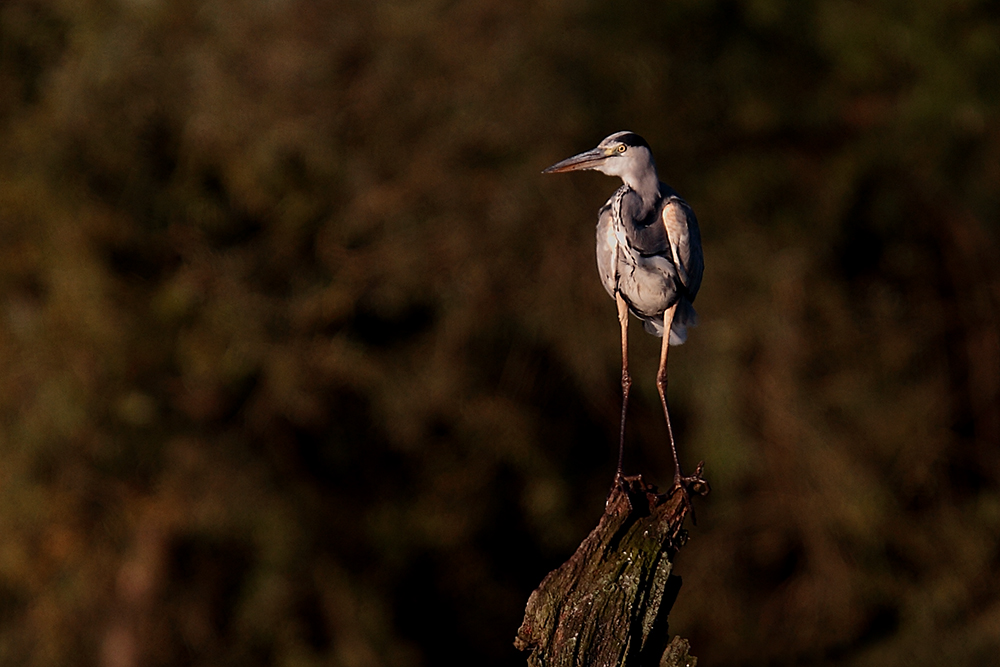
[1,0,999,665]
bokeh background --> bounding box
[1,0,999,665]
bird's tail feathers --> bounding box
[642,317,664,337]
[639,300,698,344]
[668,300,698,345]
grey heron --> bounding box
[544,131,708,499]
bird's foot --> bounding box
[668,461,710,525]
[612,469,635,507]
[610,470,653,513]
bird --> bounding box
[543,131,707,499]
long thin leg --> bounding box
[616,292,631,478]
[657,304,709,505]
[656,305,682,484]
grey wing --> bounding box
[595,202,619,299]
[661,196,703,300]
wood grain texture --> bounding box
[515,474,704,667]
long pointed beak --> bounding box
[542,148,608,174]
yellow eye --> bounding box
[617,144,627,153]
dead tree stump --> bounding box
[515,471,706,667]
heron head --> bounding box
[542,132,657,185]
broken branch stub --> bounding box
[515,472,705,667]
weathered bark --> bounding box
[515,471,706,667]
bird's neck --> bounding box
[622,171,661,216]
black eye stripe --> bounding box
[616,133,649,149]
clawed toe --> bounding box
[678,461,710,496]
[668,461,710,523]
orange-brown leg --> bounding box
[657,305,709,505]
[616,292,631,479]
[656,305,681,484]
